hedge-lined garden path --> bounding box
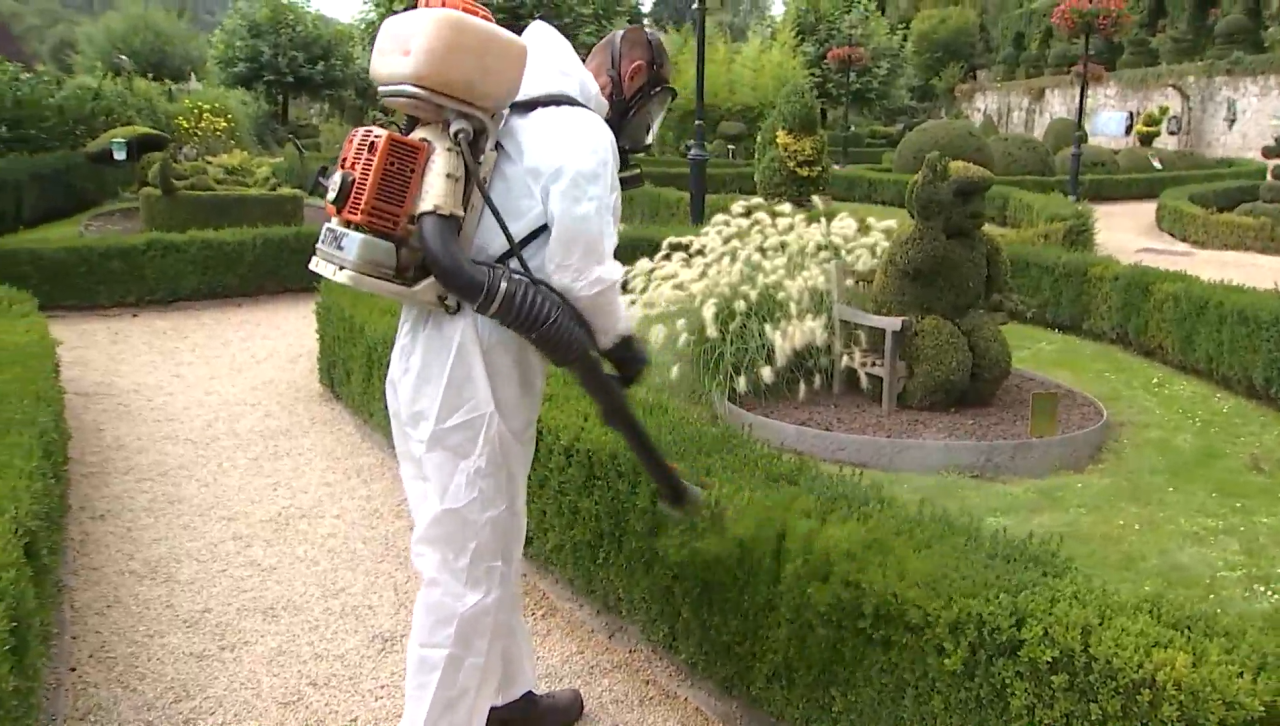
[1092,200,1280,290]
[47,293,717,726]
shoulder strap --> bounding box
[493,223,549,267]
[507,94,591,115]
[487,96,590,266]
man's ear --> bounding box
[622,59,647,95]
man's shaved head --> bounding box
[584,26,671,101]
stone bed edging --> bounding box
[716,369,1110,480]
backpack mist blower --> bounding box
[306,0,700,512]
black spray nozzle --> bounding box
[412,213,700,512]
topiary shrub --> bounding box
[1017,49,1046,78]
[1116,146,1159,173]
[709,139,729,158]
[1233,134,1280,223]
[1042,117,1087,154]
[989,133,1054,177]
[1053,144,1118,176]
[1207,13,1262,60]
[147,151,284,193]
[83,125,172,164]
[1046,44,1079,75]
[1134,105,1170,147]
[754,78,829,202]
[715,120,749,143]
[977,113,999,138]
[868,152,1012,410]
[891,119,994,175]
[1157,25,1200,64]
[1117,34,1159,69]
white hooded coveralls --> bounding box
[384,20,632,726]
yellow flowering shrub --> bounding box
[624,197,897,399]
[172,98,238,156]
[775,129,826,179]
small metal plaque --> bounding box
[1029,390,1061,439]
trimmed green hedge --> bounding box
[647,158,1266,204]
[0,226,320,309]
[316,279,1277,726]
[1155,180,1279,254]
[0,286,69,726]
[827,159,1266,204]
[3,203,1279,725]
[1006,244,1280,406]
[139,188,306,233]
[620,184,1095,252]
[0,152,133,236]
[640,166,758,195]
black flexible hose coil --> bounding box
[414,213,697,511]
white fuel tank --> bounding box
[370,6,528,118]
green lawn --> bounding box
[864,324,1280,617]
[2,200,136,243]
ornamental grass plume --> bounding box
[624,196,897,399]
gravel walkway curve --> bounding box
[1091,200,1280,290]
[48,294,720,726]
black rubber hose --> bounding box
[414,213,697,511]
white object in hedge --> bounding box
[624,196,896,398]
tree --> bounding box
[785,0,908,123]
[648,0,693,28]
[0,0,83,70]
[209,0,355,124]
[74,7,206,82]
[360,0,641,58]
[906,7,979,103]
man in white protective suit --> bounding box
[384,17,677,726]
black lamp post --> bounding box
[686,0,709,226]
[1066,31,1091,202]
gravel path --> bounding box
[1091,200,1280,290]
[48,294,719,726]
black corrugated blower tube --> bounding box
[413,212,699,512]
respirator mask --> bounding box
[602,27,676,191]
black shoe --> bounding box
[486,689,585,726]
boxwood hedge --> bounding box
[827,159,1266,204]
[317,280,1277,726]
[4,192,1279,726]
[139,188,306,233]
[640,156,1266,204]
[0,286,69,726]
[1155,180,1279,254]
[0,152,133,236]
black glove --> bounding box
[602,335,649,389]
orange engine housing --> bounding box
[416,0,495,21]
[327,126,430,239]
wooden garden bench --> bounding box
[830,262,910,414]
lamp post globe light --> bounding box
[1050,0,1130,201]
[686,0,712,226]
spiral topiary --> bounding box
[1233,134,1280,223]
[1116,34,1158,69]
[1207,13,1262,60]
[891,119,994,175]
[868,152,1013,410]
[989,133,1054,177]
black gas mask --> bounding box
[601,27,677,191]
